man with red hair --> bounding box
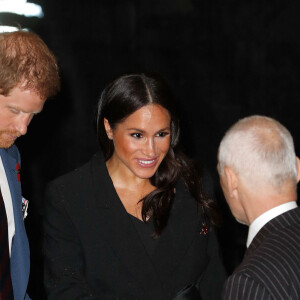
[0,30,60,300]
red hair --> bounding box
[0,30,60,99]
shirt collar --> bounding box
[247,201,298,247]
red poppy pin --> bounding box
[16,162,21,182]
[200,222,208,235]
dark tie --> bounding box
[0,187,13,299]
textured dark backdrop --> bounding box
[2,0,300,298]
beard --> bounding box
[0,131,19,149]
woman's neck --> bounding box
[106,157,150,190]
[106,157,155,220]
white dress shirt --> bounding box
[0,155,15,256]
[247,201,298,247]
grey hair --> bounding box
[218,115,297,189]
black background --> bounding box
[2,0,300,298]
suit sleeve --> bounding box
[222,273,274,300]
[43,182,98,299]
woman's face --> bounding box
[105,104,171,180]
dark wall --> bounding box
[6,0,300,298]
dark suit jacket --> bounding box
[44,151,226,300]
[0,146,31,300]
[222,207,300,300]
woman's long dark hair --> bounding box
[97,72,218,237]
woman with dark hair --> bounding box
[44,72,226,300]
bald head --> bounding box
[218,116,298,192]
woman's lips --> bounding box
[135,157,158,168]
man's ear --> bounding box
[104,118,113,140]
[296,157,300,183]
[224,166,238,198]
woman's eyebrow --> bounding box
[127,127,170,132]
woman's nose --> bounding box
[142,138,156,157]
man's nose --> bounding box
[14,114,32,136]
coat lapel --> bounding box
[0,148,22,221]
[90,152,166,300]
[151,180,203,291]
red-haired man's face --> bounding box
[0,86,45,148]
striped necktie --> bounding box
[0,186,13,299]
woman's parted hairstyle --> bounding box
[97,72,218,237]
[0,30,60,99]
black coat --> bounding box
[222,207,300,300]
[44,151,226,300]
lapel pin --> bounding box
[22,197,29,220]
[16,162,21,182]
[200,222,208,235]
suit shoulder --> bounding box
[233,230,300,298]
[238,232,300,274]
[244,212,300,273]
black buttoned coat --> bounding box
[44,151,226,300]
